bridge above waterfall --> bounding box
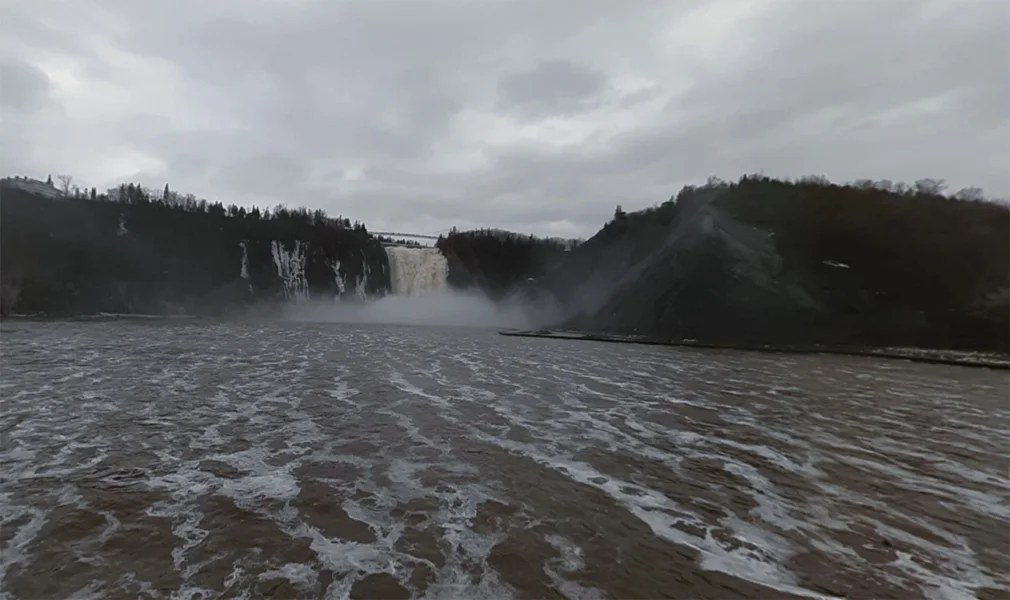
[373,231,441,240]
[373,231,447,247]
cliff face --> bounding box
[0,184,390,316]
[533,178,1010,351]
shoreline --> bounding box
[1,313,200,321]
[498,329,1010,370]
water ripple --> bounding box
[1,320,1007,600]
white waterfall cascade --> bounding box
[384,246,449,296]
[271,240,310,302]
[239,242,253,294]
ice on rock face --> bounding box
[267,241,445,301]
[332,259,346,298]
[354,257,370,301]
[329,258,373,302]
[272,241,309,302]
[384,247,448,297]
[240,242,253,294]
[240,242,250,280]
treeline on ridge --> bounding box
[3,171,1007,355]
[66,179,370,234]
[0,177,389,315]
[436,227,579,300]
[550,174,1009,351]
[718,175,1007,325]
[0,175,579,313]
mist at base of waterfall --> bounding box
[281,289,533,329]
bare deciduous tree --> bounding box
[56,174,74,197]
[953,187,985,202]
[914,178,947,196]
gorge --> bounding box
[0,177,567,318]
[2,174,1007,353]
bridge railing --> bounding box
[372,231,441,240]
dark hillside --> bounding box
[534,176,1009,351]
[0,181,390,316]
[436,228,577,300]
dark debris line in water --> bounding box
[498,329,1010,370]
[1,320,1007,600]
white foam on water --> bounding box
[466,426,834,599]
[97,510,122,544]
[257,562,318,590]
[2,320,1006,599]
[115,572,159,599]
[874,522,1000,600]
[0,505,48,593]
[222,563,249,594]
[543,535,605,600]
[887,551,983,600]
[67,581,106,600]
[836,453,1009,521]
[293,456,516,600]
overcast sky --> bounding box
[2,0,1007,238]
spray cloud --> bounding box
[280,245,535,328]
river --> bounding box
[1,319,1007,599]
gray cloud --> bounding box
[214,154,308,198]
[0,58,51,112]
[1,0,1007,237]
[497,60,609,119]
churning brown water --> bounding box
[1,320,1007,600]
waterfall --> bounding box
[271,240,309,301]
[384,247,448,296]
